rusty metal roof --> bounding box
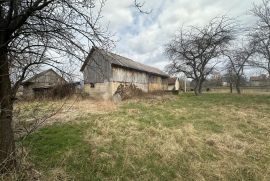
[81,47,169,77]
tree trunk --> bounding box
[194,87,199,96]
[0,46,16,172]
[235,79,241,94]
[229,82,233,93]
[198,81,203,94]
[194,79,203,96]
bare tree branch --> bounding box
[134,0,152,14]
[249,0,270,75]
[166,16,236,95]
[223,41,255,94]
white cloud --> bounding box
[100,0,262,72]
[102,0,134,31]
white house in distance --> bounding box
[168,77,181,91]
[250,74,270,86]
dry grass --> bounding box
[21,93,270,180]
[15,96,118,126]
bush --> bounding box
[51,84,75,99]
[114,84,143,100]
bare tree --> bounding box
[166,16,236,95]
[0,0,150,172]
[0,0,112,172]
[0,0,149,173]
[249,0,270,76]
[223,43,254,94]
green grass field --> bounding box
[22,93,270,180]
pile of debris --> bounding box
[113,84,143,102]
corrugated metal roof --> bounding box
[81,47,169,77]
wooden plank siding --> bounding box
[149,75,168,92]
[83,50,111,83]
[112,66,148,84]
[111,66,149,92]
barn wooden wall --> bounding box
[112,66,148,83]
[111,66,167,93]
[149,77,168,92]
[83,51,111,83]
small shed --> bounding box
[22,69,67,98]
[168,77,181,91]
[80,47,169,99]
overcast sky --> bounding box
[98,0,261,72]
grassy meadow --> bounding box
[20,93,270,180]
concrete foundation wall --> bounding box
[84,80,168,100]
[84,82,111,100]
[84,81,149,100]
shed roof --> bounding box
[168,77,178,85]
[80,47,169,77]
[22,69,66,85]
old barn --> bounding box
[80,47,169,99]
[22,69,67,98]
